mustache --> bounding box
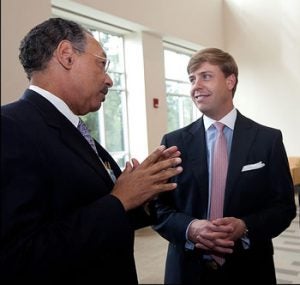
[101,86,109,95]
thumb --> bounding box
[131,158,140,170]
[123,161,133,174]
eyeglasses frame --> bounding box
[73,47,110,72]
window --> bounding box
[81,29,129,169]
[164,49,200,132]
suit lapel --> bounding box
[22,90,116,187]
[183,118,209,217]
[60,125,116,187]
[224,111,258,210]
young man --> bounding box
[152,48,296,284]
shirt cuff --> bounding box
[184,219,197,250]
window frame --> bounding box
[163,46,200,132]
[52,8,130,168]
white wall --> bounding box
[1,0,51,104]
[75,0,224,48]
[224,0,300,156]
[1,0,223,158]
[2,0,299,156]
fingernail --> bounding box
[158,145,166,151]
[175,158,181,164]
[176,166,183,172]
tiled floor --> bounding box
[134,195,300,284]
[273,204,300,284]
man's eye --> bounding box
[202,74,212,80]
[97,60,107,71]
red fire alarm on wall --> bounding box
[153,98,159,108]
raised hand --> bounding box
[111,145,183,211]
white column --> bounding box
[124,31,167,160]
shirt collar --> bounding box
[203,108,237,131]
[29,85,79,127]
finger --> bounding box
[201,231,231,241]
[161,146,181,159]
[140,145,166,167]
[195,235,215,249]
[212,246,234,254]
[219,225,234,233]
[142,184,177,201]
[195,243,211,250]
[208,221,233,234]
[211,224,234,234]
[150,157,182,175]
[195,235,234,253]
[123,161,133,173]
[131,158,140,169]
[152,165,183,182]
[137,157,182,177]
[214,238,234,248]
[212,217,232,226]
[162,151,181,160]
[151,179,180,192]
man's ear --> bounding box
[55,40,75,70]
[226,74,236,91]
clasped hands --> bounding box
[187,217,247,255]
[111,145,183,211]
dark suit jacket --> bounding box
[1,89,150,284]
[152,111,296,284]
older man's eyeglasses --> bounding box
[74,48,110,72]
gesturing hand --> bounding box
[111,145,183,211]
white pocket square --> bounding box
[241,161,265,172]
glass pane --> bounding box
[83,28,128,170]
[164,48,196,132]
[100,32,125,73]
[103,90,125,152]
[166,80,190,95]
[109,72,126,90]
[182,97,194,126]
[167,95,180,132]
[112,152,128,170]
[166,94,195,132]
[164,49,190,82]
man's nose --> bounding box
[105,73,113,88]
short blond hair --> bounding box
[187,48,239,96]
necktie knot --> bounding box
[77,119,91,137]
[77,119,98,155]
[214,121,225,132]
[77,118,116,183]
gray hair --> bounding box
[19,17,91,79]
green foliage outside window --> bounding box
[164,49,198,132]
[81,29,128,169]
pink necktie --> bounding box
[210,122,228,265]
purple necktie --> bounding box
[77,119,116,183]
[77,119,99,155]
[210,122,228,265]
